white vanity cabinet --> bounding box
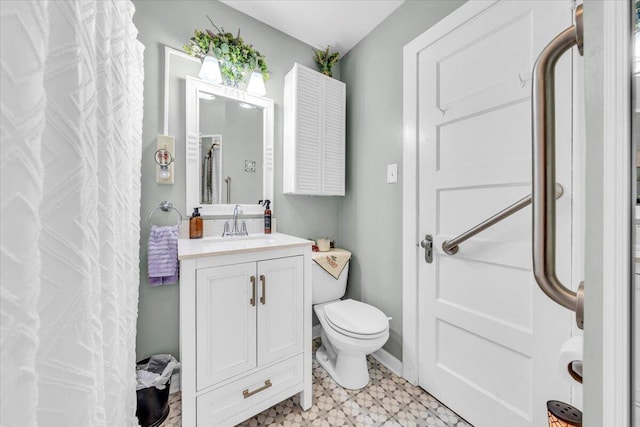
[196,257,304,389]
[179,234,313,427]
[283,63,346,196]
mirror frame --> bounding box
[185,75,274,216]
[163,46,200,136]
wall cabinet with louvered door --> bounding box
[283,63,346,196]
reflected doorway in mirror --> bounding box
[200,134,222,205]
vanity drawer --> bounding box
[196,354,303,426]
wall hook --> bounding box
[437,106,447,116]
[518,73,527,88]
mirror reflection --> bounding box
[198,92,264,205]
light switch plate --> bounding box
[156,135,175,185]
[387,163,398,184]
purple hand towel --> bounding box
[148,225,180,286]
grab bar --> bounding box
[224,176,231,204]
[442,184,563,255]
[531,4,584,328]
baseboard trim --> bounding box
[371,348,403,377]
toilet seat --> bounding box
[323,299,389,339]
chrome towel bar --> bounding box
[442,184,563,256]
[531,4,584,328]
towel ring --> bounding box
[148,201,182,227]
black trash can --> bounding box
[135,357,171,427]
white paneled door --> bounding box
[415,2,576,426]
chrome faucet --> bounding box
[222,204,248,237]
[232,204,242,233]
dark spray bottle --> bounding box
[260,200,272,234]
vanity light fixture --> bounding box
[199,50,222,84]
[246,71,267,96]
[198,92,216,101]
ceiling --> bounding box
[220,0,405,55]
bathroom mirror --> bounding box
[197,95,263,205]
[185,76,273,216]
[163,46,273,215]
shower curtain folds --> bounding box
[0,1,144,426]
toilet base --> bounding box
[316,345,370,390]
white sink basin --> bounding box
[179,232,312,260]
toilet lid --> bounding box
[323,299,388,336]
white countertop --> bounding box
[178,232,312,260]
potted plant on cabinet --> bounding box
[313,46,340,77]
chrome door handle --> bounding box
[531,4,584,328]
[420,235,433,264]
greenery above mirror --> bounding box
[184,17,270,86]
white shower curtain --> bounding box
[0,1,144,426]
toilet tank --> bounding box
[312,262,349,305]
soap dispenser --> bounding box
[189,207,203,239]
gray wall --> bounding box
[338,0,466,359]
[134,0,340,360]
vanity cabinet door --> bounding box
[256,256,304,366]
[196,262,257,390]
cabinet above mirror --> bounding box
[185,76,273,216]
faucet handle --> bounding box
[222,220,230,237]
[241,221,248,235]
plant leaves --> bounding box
[184,20,270,85]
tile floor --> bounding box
[161,339,472,427]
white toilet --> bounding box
[313,262,389,390]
